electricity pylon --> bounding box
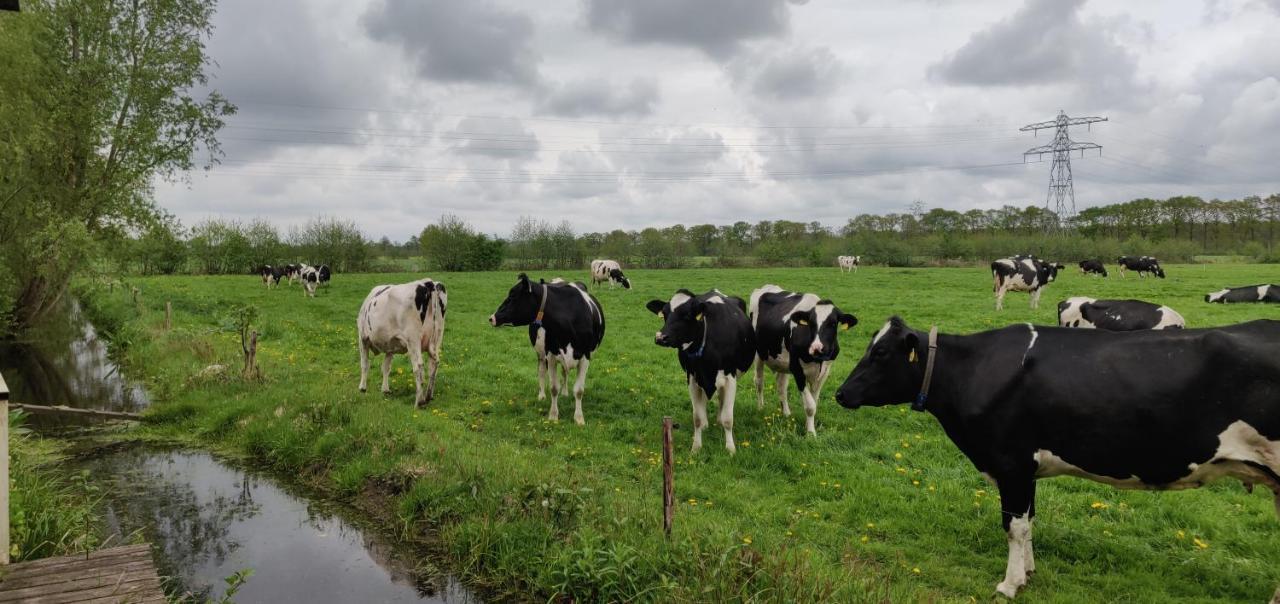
[1022,110,1106,230]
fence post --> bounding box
[1,371,10,565]
[164,301,172,331]
[662,416,673,538]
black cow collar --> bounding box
[912,326,939,412]
[533,283,550,327]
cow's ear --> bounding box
[903,331,919,352]
[789,311,810,326]
[692,301,708,321]
[645,300,666,316]
[838,313,858,330]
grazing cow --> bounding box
[283,264,301,285]
[489,274,605,425]
[1057,297,1185,330]
[299,264,320,297]
[318,264,332,287]
[835,317,1280,599]
[1078,259,1107,277]
[991,255,1065,310]
[1206,284,1280,304]
[837,255,860,273]
[258,265,283,288]
[590,259,631,289]
[647,290,756,453]
[357,278,448,406]
[1117,255,1166,278]
[749,285,857,435]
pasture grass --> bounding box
[82,264,1280,602]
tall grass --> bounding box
[9,412,102,561]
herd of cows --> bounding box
[257,263,331,297]
[264,255,1278,600]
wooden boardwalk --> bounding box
[0,544,165,604]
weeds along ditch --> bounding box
[77,265,1280,602]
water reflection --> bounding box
[0,301,148,412]
[82,449,477,604]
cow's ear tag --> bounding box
[908,349,918,363]
[658,311,665,319]
[695,313,703,321]
[840,323,850,331]
[797,319,808,326]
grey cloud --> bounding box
[537,78,660,117]
[363,0,540,86]
[929,0,1136,88]
[450,117,540,161]
[583,0,807,59]
[729,45,846,100]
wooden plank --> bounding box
[1,545,150,574]
[0,561,155,591]
[0,569,159,601]
[15,575,163,604]
[8,404,142,421]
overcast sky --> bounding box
[156,0,1280,240]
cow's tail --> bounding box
[990,264,1002,293]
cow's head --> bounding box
[258,265,272,282]
[1205,288,1229,303]
[789,302,857,362]
[646,289,704,349]
[1044,262,1065,283]
[609,268,632,289]
[489,273,540,327]
[1153,264,1166,278]
[835,317,924,410]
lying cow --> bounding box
[991,255,1064,310]
[749,285,857,436]
[837,255,860,273]
[647,289,755,453]
[357,278,448,406]
[258,265,283,288]
[1057,297,1184,330]
[1117,255,1165,278]
[299,264,320,297]
[590,259,631,289]
[489,274,605,425]
[1078,259,1107,277]
[835,317,1280,599]
[1206,284,1280,304]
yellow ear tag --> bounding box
[658,311,665,319]
[695,313,703,321]
[797,319,808,326]
[841,323,850,331]
[908,349,918,363]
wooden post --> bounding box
[245,330,258,379]
[164,301,172,331]
[662,416,673,538]
[1,371,10,565]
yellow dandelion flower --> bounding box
[742,536,753,545]
[1193,538,1209,549]
[866,522,875,528]
[894,452,903,460]
[912,567,921,574]
[912,480,920,486]
[1176,530,1185,540]
[860,535,869,543]
[1091,502,1108,510]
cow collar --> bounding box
[533,283,549,326]
[911,326,939,412]
[688,312,710,358]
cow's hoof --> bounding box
[995,581,1020,599]
[381,390,391,397]
[805,430,817,438]
[537,392,546,401]
[574,416,585,426]
[359,387,366,393]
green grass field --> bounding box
[84,265,1280,602]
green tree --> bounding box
[0,0,234,332]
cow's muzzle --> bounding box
[488,314,498,327]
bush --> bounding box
[421,215,507,271]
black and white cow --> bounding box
[835,317,1280,599]
[647,289,756,454]
[318,264,332,287]
[748,285,857,436]
[258,265,283,288]
[1057,296,1185,330]
[837,255,860,273]
[991,255,1065,310]
[298,264,320,297]
[283,264,301,285]
[1206,284,1280,304]
[589,259,631,289]
[1077,259,1107,277]
[1117,255,1166,278]
[357,278,448,406]
[489,274,605,425]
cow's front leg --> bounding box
[547,356,561,421]
[718,374,737,455]
[380,353,394,395]
[1030,289,1042,310]
[358,340,370,393]
[776,371,791,416]
[571,357,589,425]
[688,376,708,453]
[408,347,427,406]
[994,473,1036,599]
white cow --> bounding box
[357,278,448,406]
[837,255,860,273]
[299,264,320,298]
[590,259,631,289]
